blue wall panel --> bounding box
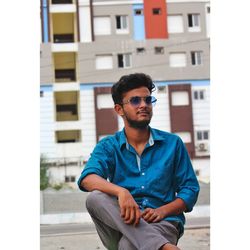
[42,0,49,43]
[133,4,145,41]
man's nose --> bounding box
[138,98,148,108]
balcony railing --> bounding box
[53,34,74,43]
[45,157,86,168]
[55,69,76,82]
[52,0,73,4]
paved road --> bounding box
[41,227,210,250]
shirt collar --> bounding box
[119,127,164,149]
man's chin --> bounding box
[128,119,151,129]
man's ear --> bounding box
[114,104,124,117]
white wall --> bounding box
[150,86,171,132]
[40,91,56,158]
[192,158,210,183]
[192,86,210,129]
[192,85,210,156]
[79,89,97,158]
[79,6,92,42]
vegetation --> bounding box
[40,154,49,190]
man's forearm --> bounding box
[81,174,125,197]
[160,198,187,217]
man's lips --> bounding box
[137,111,150,115]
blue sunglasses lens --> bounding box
[129,96,156,106]
[145,96,153,104]
[130,96,141,105]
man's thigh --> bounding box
[150,220,179,245]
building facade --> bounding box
[40,0,210,187]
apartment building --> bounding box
[40,0,210,186]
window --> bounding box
[97,94,114,109]
[191,51,203,65]
[197,131,209,141]
[188,14,201,32]
[174,132,192,143]
[40,91,44,97]
[155,47,164,54]
[169,53,187,67]
[171,91,189,106]
[167,15,184,33]
[96,55,113,70]
[56,130,81,143]
[194,90,205,100]
[94,16,111,35]
[118,54,132,68]
[65,176,76,183]
[153,8,161,15]
[134,9,143,15]
[136,48,146,55]
[116,16,129,34]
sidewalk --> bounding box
[40,204,210,225]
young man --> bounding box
[78,73,200,250]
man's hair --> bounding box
[111,73,155,104]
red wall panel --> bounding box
[144,0,168,39]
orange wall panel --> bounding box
[144,0,168,39]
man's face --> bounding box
[119,87,153,129]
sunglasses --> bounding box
[121,96,157,107]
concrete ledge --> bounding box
[40,205,210,225]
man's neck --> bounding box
[124,125,150,147]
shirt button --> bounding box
[142,172,145,176]
[141,186,145,189]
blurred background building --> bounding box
[40,0,210,188]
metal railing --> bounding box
[45,156,86,168]
[52,0,73,4]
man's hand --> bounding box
[117,189,141,226]
[141,207,166,223]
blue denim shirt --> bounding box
[78,127,200,234]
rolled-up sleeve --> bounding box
[77,139,115,192]
[174,137,200,212]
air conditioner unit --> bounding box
[198,142,208,152]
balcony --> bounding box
[56,104,78,120]
[55,91,79,121]
[52,33,78,52]
[54,34,74,43]
[52,0,73,4]
[55,69,76,82]
[50,3,76,13]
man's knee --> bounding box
[118,236,136,250]
[86,190,114,211]
[86,190,102,210]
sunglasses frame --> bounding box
[121,96,157,107]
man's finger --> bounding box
[142,209,154,220]
[147,213,158,223]
[134,207,141,226]
[120,206,125,218]
[141,208,150,216]
[124,206,134,224]
[124,207,131,222]
[152,215,161,223]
